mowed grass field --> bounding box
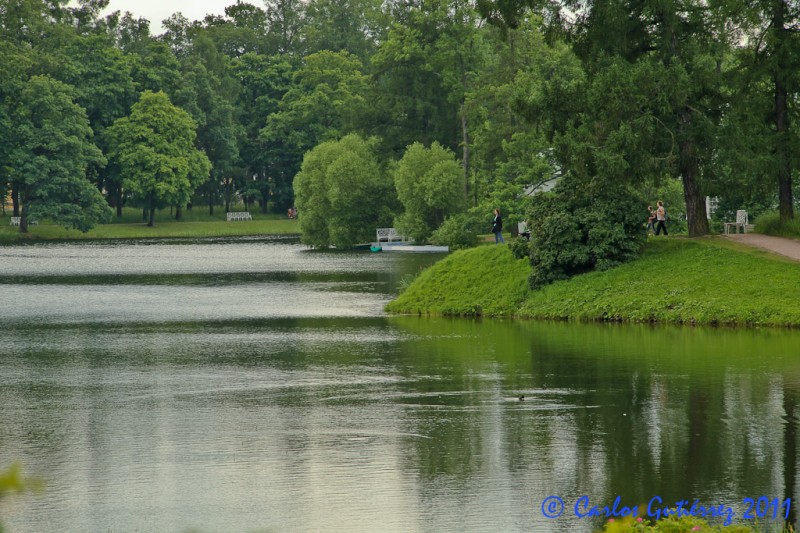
[0,207,300,243]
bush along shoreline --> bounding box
[386,238,800,328]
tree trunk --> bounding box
[148,207,155,227]
[209,197,214,216]
[116,188,123,218]
[461,103,471,205]
[12,185,20,217]
[175,205,183,220]
[19,189,29,234]
[678,108,709,237]
[774,0,794,223]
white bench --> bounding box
[9,217,37,226]
[724,210,749,234]
[226,212,252,221]
[376,228,408,243]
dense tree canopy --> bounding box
[1,0,799,262]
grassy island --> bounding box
[387,238,800,327]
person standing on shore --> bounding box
[654,201,668,236]
[492,208,505,244]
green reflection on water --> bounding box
[3,307,800,530]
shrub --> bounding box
[599,514,756,532]
[430,213,480,250]
[508,236,531,260]
[528,177,647,289]
[755,211,800,238]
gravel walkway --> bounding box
[724,233,800,262]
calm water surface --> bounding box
[1,237,800,533]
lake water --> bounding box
[1,237,800,533]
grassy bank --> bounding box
[386,245,530,316]
[0,218,299,243]
[388,238,800,327]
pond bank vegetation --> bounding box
[387,238,800,328]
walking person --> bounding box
[492,208,505,244]
[646,205,656,233]
[654,201,668,236]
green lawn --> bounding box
[520,237,800,326]
[0,215,299,243]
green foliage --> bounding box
[599,514,756,532]
[260,50,369,206]
[527,177,647,289]
[231,52,293,210]
[386,245,530,316]
[367,0,481,156]
[755,211,800,238]
[294,134,392,249]
[0,461,43,533]
[393,142,466,243]
[106,91,211,224]
[9,75,110,232]
[430,212,481,250]
[508,236,530,260]
[302,0,386,59]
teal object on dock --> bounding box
[370,245,382,252]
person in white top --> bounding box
[654,200,668,236]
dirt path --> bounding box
[724,233,800,262]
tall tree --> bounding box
[260,50,369,208]
[8,75,110,233]
[294,134,392,248]
[199,2,270,57]
[231,52,294,212]
[174,35,242,217]
[264,0,306,55]
[726,0,800,222]
[392,141,465,242]
[301,0,387,59]
[106,91,211,226]
[369,0,484,167]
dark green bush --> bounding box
[508,236,531,259]
[527,178,647,289]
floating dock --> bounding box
[370,243,449,253]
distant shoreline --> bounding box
[0,218,301,244]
